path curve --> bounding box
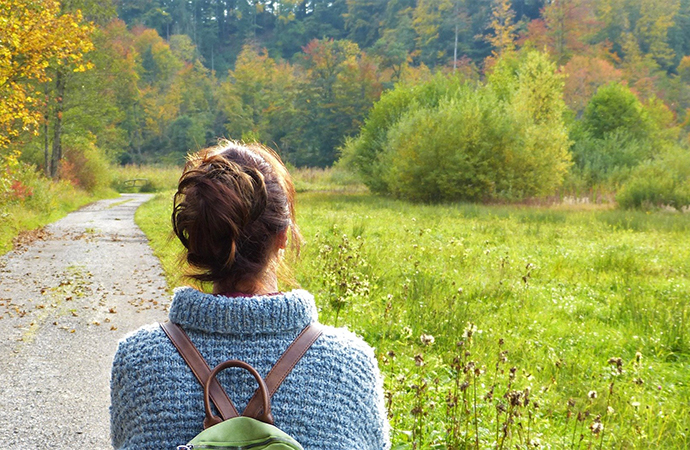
[0,194,170,449]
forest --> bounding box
[2,0,690,204]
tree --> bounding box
[582,82,651,140]
[562,55,622,114]
[412,0,455,65]
[0,0,93,150]
[634,0,680,70]
[542,0,597,64]
[290,39,382,166]
[44,0,115,177]
[485,0,517,58]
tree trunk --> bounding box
[50,68,65,178]
[43,83,50,177]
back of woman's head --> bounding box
[172,141,300,289]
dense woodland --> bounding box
[2,0,690,204]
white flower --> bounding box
[420,334,435,346]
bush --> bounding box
[581,82,651,141]
[59,137,111,192]
[381,89,512,202]
[340,73,466,193]
[617,147,690,210]
[570,129,652,185]
[569,83,680,191]
[344,50,571,202]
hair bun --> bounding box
[172,141,300,289]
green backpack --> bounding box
[161,322,323,450]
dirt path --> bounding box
[0,194,170,449]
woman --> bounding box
[110,141,390,449]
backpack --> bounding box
[161,321,323,450]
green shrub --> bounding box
[581,82,651,141]
[570,129,652,185]
[617,147,690,210]
[344,50,571,202]
[381,89,512,202]
[340,73,466,193]
[568,83,677,190]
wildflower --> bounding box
[631,401,641,408]
[567,398,576,408]
[506,390,522,407]
[414,354,424,366]
[588,390,597,399]
[387,350,396,359]
[462,322,477,339]
[496,402,507,413]
[420,333,435,346]
[607,356,623,373]
[607,406,615,414]
[633,377,644,385]
[635,351,642,364]
[590,418,604,435]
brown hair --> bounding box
[172,141,301,290]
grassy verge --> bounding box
[136,189,690,449]
[133,190,183,290]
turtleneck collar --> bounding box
[168,287,318,335]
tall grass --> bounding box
[136,190,690,449]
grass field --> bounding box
[136,188,690,449]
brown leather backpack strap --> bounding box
[242,323,324,419]
[160,322,239,420]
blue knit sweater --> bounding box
[110,288,390,449]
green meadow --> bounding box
[136,189,690,449]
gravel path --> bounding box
[0,194,170,449]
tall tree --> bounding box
[542,0,597,64]
[485,0,517,58]
[45,0,115,177]
[0,0,93,150]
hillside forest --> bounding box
[2,0,690,205]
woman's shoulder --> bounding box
[112,323,169,364]
[309,324,380,373]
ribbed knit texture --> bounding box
[110,287,390,449]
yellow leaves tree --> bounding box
[486,0,517,58]
[0,0,93,149]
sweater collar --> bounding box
[168,287,318,335]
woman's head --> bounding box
[172,141,300,292]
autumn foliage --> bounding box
[0,0,93,148]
